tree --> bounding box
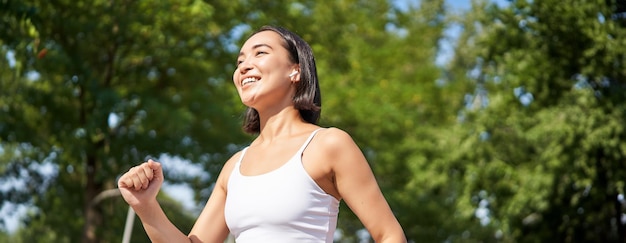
[1,0,249,242]
[445,0,626,241]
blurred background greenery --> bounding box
[1,0,625,242]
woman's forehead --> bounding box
[240,31,284,51]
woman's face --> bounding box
[233,31,299,109]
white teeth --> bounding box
[242,77,259,86]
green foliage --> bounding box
[4,0,624,242]
[1,0,248,242]
[445,0,626,241]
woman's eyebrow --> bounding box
[238,43,274,57]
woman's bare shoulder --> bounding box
[318,127,356,144]
[315,127,360,154]
[216,149,244,190]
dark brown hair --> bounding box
[241,26,321,134]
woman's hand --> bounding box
[118,159,163,207]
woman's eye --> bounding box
[256,51,267,56]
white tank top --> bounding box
[224,129,339,243]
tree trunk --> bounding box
[81,153,103,243]
[615,195,625,243]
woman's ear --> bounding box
[289,66,301,82]
[289,70,299,78]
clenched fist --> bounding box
[118,159,163,207]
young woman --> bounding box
[118,25,406,243]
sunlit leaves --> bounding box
[447,0,626,241]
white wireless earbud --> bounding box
[289,71,299,78]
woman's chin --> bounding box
[240,97,256,107]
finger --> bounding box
[118,168,135,188]
[130,170,145,191]
[148,159,163,180]
[130,175,140,191]
[141,163,154,181]
[118,176,130,188]
[135,167,152,190]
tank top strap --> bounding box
[235,147,249,166]
[296,128,325,155]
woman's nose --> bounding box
[238,59,253,73]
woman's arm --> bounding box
[187,153,239,242]
[118,160,191,243]
[118,154,238,243]
[321,128,407,243]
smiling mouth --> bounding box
[242,77,259,86]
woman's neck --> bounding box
[255,106,310,143]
